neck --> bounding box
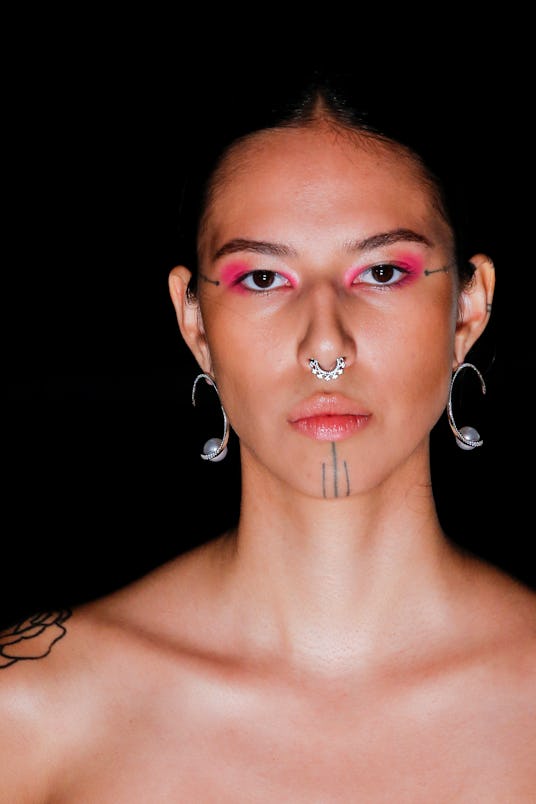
[216,450,464,671]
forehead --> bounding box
[200,124,449,257]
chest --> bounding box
[53,688,534,803]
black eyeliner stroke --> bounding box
[200,273,220,286]
[424,266,450,276]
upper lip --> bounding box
[288,393,370,422]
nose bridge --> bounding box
[297,278,356,368]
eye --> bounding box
[239,270,291,291]
[353,263,410,287]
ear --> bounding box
[453,253,496,367]
[168,265,212,373]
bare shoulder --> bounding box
[461,556,536,700]
[0,607,82,801]
[468,557,536,631]
[0,595,163,802]
[0,554,197,694]
[0,546,224,801]
[464,562,536,785]
[0,608,74,670]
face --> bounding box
[190,124,459,499]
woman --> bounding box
[1,72,535,801]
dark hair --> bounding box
[176,68,476,297]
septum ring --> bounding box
[309,357,346,382]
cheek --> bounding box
[379,301,455,422]
[202,294,291,366]
[201,307,285,425]
[393,282,456,352]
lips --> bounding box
[288,394,371,441]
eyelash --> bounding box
[352,264,411,287]
[235,264,411,292]
[235,270,292,292]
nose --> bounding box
[297,282,356,378]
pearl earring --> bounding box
[191,373,229,461]
[447,362,486,450]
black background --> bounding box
[4,36,534,628]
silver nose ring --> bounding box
[309,357,346,382]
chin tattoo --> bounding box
[322,443,350,498]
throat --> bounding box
[221,518,452,671]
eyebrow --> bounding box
[343,228,433,252]
[212,229,433,262]
[213,238,298,261]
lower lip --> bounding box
[290,414,370,441]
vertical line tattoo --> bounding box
[331,443,338,497]
[321,444,350,498]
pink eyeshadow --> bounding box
[219,261,298,292]
[220,261,251,286]
[343,252,425,285]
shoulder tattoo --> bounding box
[0,609,71,669]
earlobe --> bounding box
[168,266,212,373]
[453,253,496,367]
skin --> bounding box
[1,121,535,803]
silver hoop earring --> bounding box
[447,362,486,450]
[191,373,229,461]
[309,357,346,382]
